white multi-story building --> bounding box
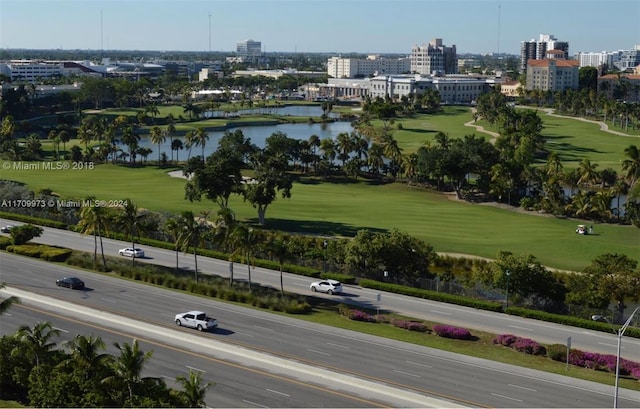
[327,55,410,78]
[574,51,619,70]
[613,45,640,72]
[236,39,262,61]
[368,74,490,104]
[0,60,102,82]
[410,38,457,75]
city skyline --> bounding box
[1,0,638,56]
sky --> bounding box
[0,0,639,55]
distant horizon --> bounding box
[1,0,638,55]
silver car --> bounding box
[119,247,144,258]
[310,279,343,295]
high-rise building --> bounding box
[613,45,640,72]
[520,34,569,72]
[236,39,262,62]
[410,38,457,75]
[327,55,410,78]
[575,51,619,71]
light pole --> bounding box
[593,305,640,408]
[505,269,511,309]
[322,240,328,274]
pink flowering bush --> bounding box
[349,309,377,322]
[493,334,519,347]
[512,337,546,356]
[432,325,472,340]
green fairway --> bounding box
[1,162,637,272]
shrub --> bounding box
[0,236,11,250]
[493,334,519,347]
[546,344,567,362]
[432,325,472,340]
[349,309,376,322]
[391,319,427,332]
[512,337,546,356]
[40,248,73,262]
[338,304,351,317]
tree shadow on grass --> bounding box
[250,218,387,237]
[400,128,437,134]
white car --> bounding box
[310,279,343,295]
[175,311,218,331]
[119,247,144,258]
[1,225,14,233]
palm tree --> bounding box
[78,198,110,269]
[174,370,212,408]
[266,234,290,296]
[13,321,60,366]
[58,334,112,380]
[165,122,176,162]
[185,130,196,160]
[121,126,140,166]
[163,216,183,274]
[230,224,258,292]
[176,211,208,282]
[172,138,184,163]
[0,282,19,315]
[622,144,640,188]
[150,125,165,162]
[213,207,236,285]
[114,199,146,266]
[102,339,154,405]
[194,127,209,161]
[577,158,599,187]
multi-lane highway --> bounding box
[3,217,639,361]
[2,251,640,407]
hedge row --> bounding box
[358,279,503,312]
[0,211,67,230]
[6,244,72,262]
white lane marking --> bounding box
[186,365,205,373]
[307,348,331,356]
[253,325,275,332]
[508,383,537,392]
[101,297,116,303]
[429,309,452,315]
[491,393,523,402]
[266,388,290,397]
[243,399,268,408]
[53,326,69,333]
[326,342,350,349]
[508,325,533,332]
[598,342,617,348]
[393,369,421,378]
[406,360,433,368]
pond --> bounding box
[203,104,340,119]
[129,121,355,160]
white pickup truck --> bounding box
[174,311,218,331]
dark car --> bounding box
[56,277,85,290]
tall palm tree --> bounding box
[194,127,209,161]
[172,138,184,163]
[174,370,212,408]
[0,282,19,315]
[577,158,599,187]
[213,207,236,285]
[163,216,183,274]
[13,321,60,366]
[78,199,110,270]
[114,199,145,266]
[176,211,207,282]
[266,234,290,296]
[230,224,258,292]
[185,130,196,160]
[622,144,640,188]
[165,122,176,162]
[102,339,154,405]
[150,125,165,162]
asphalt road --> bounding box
[0,300,392,408]
[2,253,640,408]
[2,217,639,361]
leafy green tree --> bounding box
[265,233,292,295]
[176,210,209,282]
[102,339,157,406]
[579,253,640,322]
[622,144,640,188]
[114,199,147,265]
[230,224,259,291]
[244,149,293,225]
[9,224,43,245]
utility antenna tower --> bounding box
[208,13,212,52]
[497,3,501,54]
[100,9,104,59]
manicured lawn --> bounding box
[1,163,637,272]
